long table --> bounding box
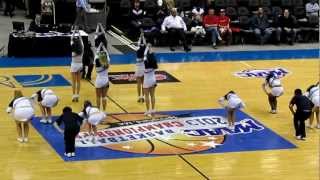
[8,31,88,57]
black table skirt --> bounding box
[8,34,88,57]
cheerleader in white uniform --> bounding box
[79,100,106,143]
[306,83,320,128]
[218,91,245,129]
[70,28,84,102]
[143,43,158,116]
[31,88,58,124]
[262,72,284,114]
[94,43,110,112]
[7,90,35,143]
[135,32,147,103]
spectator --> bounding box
[190,14,206,40]
[28,14,42,32]
[276,9,298,45]
[41,0,55,25]
[203,8,221,49]
[130,1,145,38]
[289,89,314,140]
[155,3,169,28]
[218,9,232,45]
[74,0,89,32]
[251,7,273,45]
[306,0,319,17]
[4,0,15,17]
[161,8,191,52]
[192,6,205,17]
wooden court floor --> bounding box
[0,58,318,180]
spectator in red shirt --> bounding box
[218,9,232,45]
[203,8,222,49]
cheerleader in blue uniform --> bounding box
[218,91,245,129]
[7,90,35,143]
[306,82,320,128]
[31,88,58,123]
[143,43,158,116]
[135,32,147,103]
[70,27,84,102]
[79,100,106,143]
[262,72,284,114]
[94,42,110,112]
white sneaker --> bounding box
[316,124,320,129]
[150,109,156,114]
[17,137,24,142]
[40,118,47,123]
[144,110,150,116]
[67,153,72,157]
[23,138,28,142]
[47,118,52,123]
[218,36,222,41]
[71,152,75,157]
[296,136,301,140]
[91,137,96,144]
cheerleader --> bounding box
[143,43,158,116]
[94,42,110,112]
[262,72,284,114]
[94,23,107,48]
[70,27,84,102]
[6,90,35,143]
[135,32,147,103]
[306,82,320,128]
[218,91,245,129]
[79,100,106,143]
[31,88,58,123]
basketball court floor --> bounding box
[0,48,319,180]
[0,9,319,180]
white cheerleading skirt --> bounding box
[88,112,106,125]
[13,107,34,122]
[271,86,284,97]
[135,62,145,78]
[95,76,109,88]
[311,94,320,107]
[143,69,156,88]
[41,94,58,108]
[227,97,244,109]
[70,62,83,73]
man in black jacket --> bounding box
[251,7,273,45]
[53,106,83,157]
[275,9,298,45]
[289,89,314,140]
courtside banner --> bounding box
[32,109,296,161]
[108,71,180,84]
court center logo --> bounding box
[234,67,290,78]
[108,71,180,84]
[13,74,70,87]
[31,109,296,161]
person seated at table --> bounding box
[29,14,42,32]
[41,0,55,25]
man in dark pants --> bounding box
[74,0,88,32]
[289,89,314,140]
[4,0,15,17]
[53,106,83,157]
[82,41,94,80]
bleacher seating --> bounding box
[113,0,319,46]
